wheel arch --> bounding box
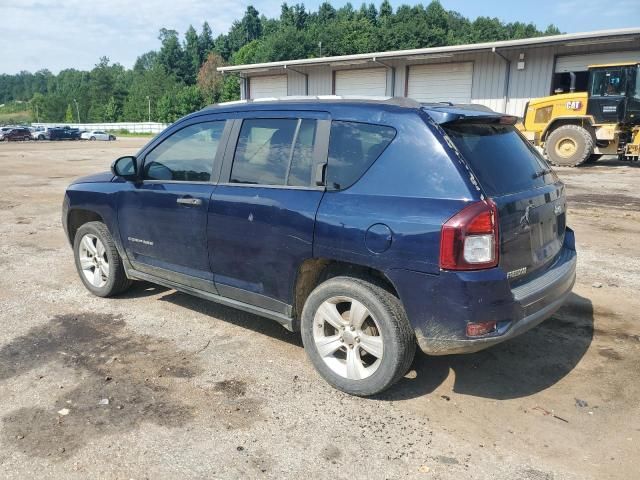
[542,116,595,142]
[66,208,105,245]
[291,258,400,329]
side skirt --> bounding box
[126,268,296,332]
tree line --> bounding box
[0,1,560,124]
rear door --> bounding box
[208,111,329,314]
[117,116,230,292]
[442,121,566,281]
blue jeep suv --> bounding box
[62,97,576,396]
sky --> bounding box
[1,0,639,74]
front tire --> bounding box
[301,276,415,396]
[545,125,594,166]
[73,221,131,297]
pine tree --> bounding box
[64,103,74,123]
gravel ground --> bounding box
[0,139,639,480]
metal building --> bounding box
[218,27,640,117]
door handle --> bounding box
[176,197,202,206]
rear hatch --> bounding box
[434,110,566,282]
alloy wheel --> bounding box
[312,296,383,380]
[78,234,109,288]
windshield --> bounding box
[590,67,629,97]
[443,123,556,196]
[634,65,640,100]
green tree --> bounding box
[64,103,74,123]
[199,22,215,59]
[134,51,158,72]
[103,96,119,121]
[379,0,392,18]
[156,85,204,123]
[157,28,189,83]
[184,25,200,84]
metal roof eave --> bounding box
[217,27,640,74]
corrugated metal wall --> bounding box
[503,46,555,117]
[241,39,640,118]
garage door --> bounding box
[407,62,473,104]
[334,68,387,96]
[555,51,640,73]
[249,75,288,99]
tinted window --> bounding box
[231,118,317,186]
[287,119,317,186]
[327,121,396,190]
[443,123,555,196]
[144,121,225,182]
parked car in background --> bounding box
[49,127,81,140]
[0,127,31,141]
[81,130,116,141]
[62,97,577,396]
[31,126,49,140]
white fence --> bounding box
[31,122,169,134]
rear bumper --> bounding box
[388,228,577,355]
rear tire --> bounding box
[73,221,131,297]
[545,125,594,167]
[301,276,415,396]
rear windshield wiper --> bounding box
[532,168,552,179]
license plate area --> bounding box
[529,201,563,264]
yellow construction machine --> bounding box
[519,62,640,166]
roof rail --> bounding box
[210,95,422,108]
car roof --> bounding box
[198,95,502,123]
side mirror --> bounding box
[111,156,138,181]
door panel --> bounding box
[117,119,229,291]
[209,186,324,310]
[208,113,330,312]
[118,182,216,288]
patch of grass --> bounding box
[107,129,156,137]
[0,111,31,124]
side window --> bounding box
[287,119,317,186]
[230,118,317,186]
[327,121,396,190]
[144,121,225,182]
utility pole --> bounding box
[73,98,80,124]
[318,41,322,57]
[146,96,151,122]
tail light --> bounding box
[440,200,499,270]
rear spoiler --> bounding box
[421,105,518,126]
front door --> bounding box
[208,112,329,314]
[117,118,229,292]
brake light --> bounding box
[440,200,499,270]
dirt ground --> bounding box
[0,139,638,480]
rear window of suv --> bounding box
[443,123,556,196]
